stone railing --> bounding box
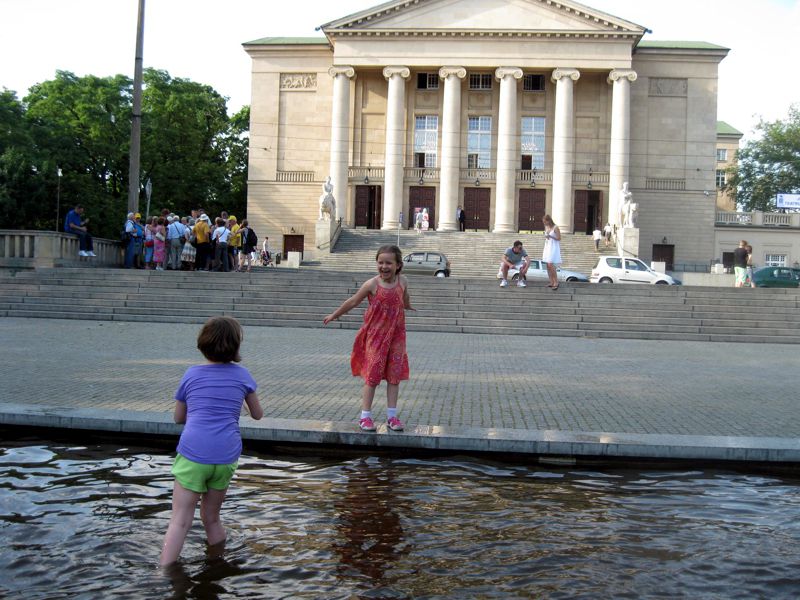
[715,211,800,227]
[573,170,609,185]
[461,168,496,183]
[0,230,123,269]
[348,166,385,182]
[646,178,686,191]
[275,170,315,183]
[405,167,440,183]
[516,169,552,184]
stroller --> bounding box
[260,242,278,267]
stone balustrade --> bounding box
[715,211,800,227]
[0,230,123,269]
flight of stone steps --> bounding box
[310,229,611,277]
[2,267,799,344]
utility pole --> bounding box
[128,0,145,214]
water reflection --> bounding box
[1,437,800,599]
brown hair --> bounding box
[196,316,243,363]
[376,245,403,273]
[543,214,555,227]
[157,216,166,226]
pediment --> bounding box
[321,0,646,37]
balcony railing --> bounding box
[276,170,315,183]
[461,168,495,182]
[349,166,384,181]
[715,211,800,227]
[646,178,686,191]
[405,167,440,182]
[517,169,552,184]
[573,170,609,185]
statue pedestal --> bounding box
[619,227,639,258]
[316,218,337,255]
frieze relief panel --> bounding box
[280,73,317,91]
[649,78,688,97]
[468,93,492,109]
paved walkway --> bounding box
[2,317,799,462]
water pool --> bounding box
[2,437,799,599]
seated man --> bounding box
[499,240,529,288]
[64,204,95,257]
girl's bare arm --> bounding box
[244,391,263,420]
[323,278,375,324]
[173,401,187,424]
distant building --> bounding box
[715,121,743,212]
[244,0,729,269]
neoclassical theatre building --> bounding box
[244,0,728,267]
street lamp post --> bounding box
[55,167,62,231]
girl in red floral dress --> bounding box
[323,245,414,432]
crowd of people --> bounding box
[121,208,274,272]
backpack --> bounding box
[246,227,258,248]
[121,220,133,244]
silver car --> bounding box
[403,251,451,277]
[497,259,588,283]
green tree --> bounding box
[726,105,800,212]
[224,105,250,217]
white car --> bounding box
[497,259,589,283]
[590,256,681,285]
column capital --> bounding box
[439,66,466,80]
[607,69,637,84]
[328,65,356,79]
[382,66,410,80]
[495,67,523,81]
[551,68,580,83]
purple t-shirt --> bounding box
[175,363,257,465]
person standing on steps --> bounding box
[499,240,530,288]
[592,226,602,251]
[457,205,466,232]
[542,214,562,290]
[603,222,613,247]
[733,240,749,287]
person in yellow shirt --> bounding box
[193,214,212,271]
[228,216,241,272]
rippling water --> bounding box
[1,437,800,599]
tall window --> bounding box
[417,73,439,90]
[523,74,545,92]
[414,115,438,168]
[469,73,492,90]
[521,116,545,170]
[716,148,728,161]
[467,116,492,168]
[716,169,727,188]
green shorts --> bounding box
[171,453,238,493]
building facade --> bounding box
[715,121,743,212]
[245,0,728,268]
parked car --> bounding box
[590,256,681,285]
[402,251,450,277]
[497,259,588,283]
[751,266,800,288]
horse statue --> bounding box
[319,176,336,221]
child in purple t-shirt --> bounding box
[160,316,263,566]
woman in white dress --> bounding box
[542,214,562,290]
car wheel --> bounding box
[655,280,668,285]
[599,277,613,284]
[511,273,520,282]
[435,271,446,278]
[566,277,577,282]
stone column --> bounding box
[437,66,466,231]
[328,66,355,221]
[493,67,523,233]
[551,68,580,233]
[608,69,637,227]
[382,66,410,230]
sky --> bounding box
[1,0,798,141]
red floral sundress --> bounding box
[350,280,409,386]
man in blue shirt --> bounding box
[64,204,95,257]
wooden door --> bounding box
[463,188,490,230]
[283,234,304,258]
[518,189,546,231]
[652,244,675,271]
[573,190,603,234]
[355,186,369,227]
[408,186,436,230]
[354,185,382,229]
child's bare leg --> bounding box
[161,481,201,566]
[200,487,228,547]
[387,383,399,409]
[361,384,378,411]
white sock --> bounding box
[360,411,372,420]
[387,408,398,419]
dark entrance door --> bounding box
[463,188,490,230]
[573,190,603,234]
[283,234,304,259]
[355,185,382,229]
[408,186,436,230]
[652,244,675,271]
[518,189,546,232]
